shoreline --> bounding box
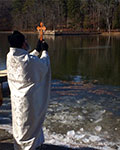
[1,30,120,36]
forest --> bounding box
[0,0,120,32]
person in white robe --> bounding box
[7,31,51,150]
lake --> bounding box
[0,33,120,149]
[0,32,120,86]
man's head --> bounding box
[8,31,25,48]
[8,31,30,51]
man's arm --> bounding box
[28,41,50,80]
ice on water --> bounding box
[0,82,120,150]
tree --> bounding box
[82,0,94,30]
[0,0,12,31]
[112,3,120,29]
[96,0,117,32]
[67,0,81,28]
[12,0,25,30]
[0,0,120,31]
[60,0,68,27]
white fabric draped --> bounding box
[7,48,51,150]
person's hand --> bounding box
[36,40,42,52]
[41,40,48,51]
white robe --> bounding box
[7,47,51,150]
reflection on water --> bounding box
[49,35,120,86]
[0,33,120,86]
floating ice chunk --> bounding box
[75,134,85,140]
[94,117,103,123]
[92,110,106,121]
[78,115,84,120]
[82,110,88,114]
[47,139,55,144]
[82,138,89,143]
[89,135,101,142]
[80,128,84,132]
[61,120,67,123]
[102,146,115,150]
[115,128,118,131]
[95,126,102,132]
[48,108,53,112]
[63,136,70,143]
[67,130,75,137]
[90,118,93,122]
[77,100,80,104]
[104,131,108,135]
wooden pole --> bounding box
[0,83,3,106]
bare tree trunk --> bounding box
[107,16,111,33]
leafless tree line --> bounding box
[0,0,120,32]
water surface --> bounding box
[0,33,120,86]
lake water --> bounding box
[0,33,120,86]
[0,33,120,149]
